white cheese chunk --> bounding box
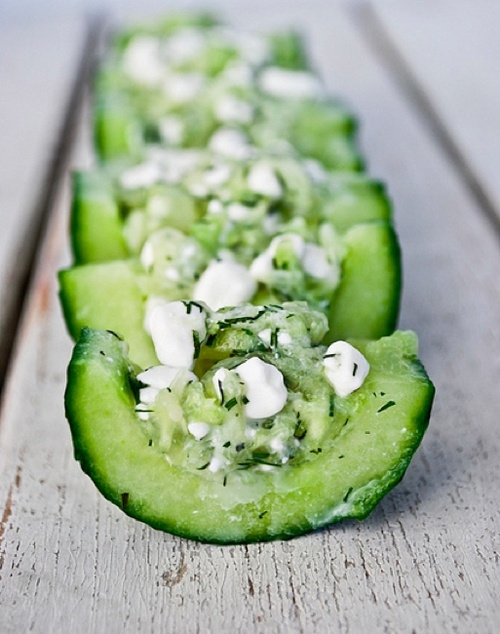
[250,233,336,282]
[323,341,370,398]
[138,365,181,389]
[120,162,161,190]
[250,233,305,282]
[214,96,254,124]
[203,164,232,189]
[122,36,164,87]
[235,357,288,420]
[163,72,204,104]
[140,240,155,271]
[259,67,325,99]
[212,367,231,402]
[147,300,207,368]
[193,259,257,310]
[209,128,253,160]
[187,422,211,441]
[302,243,335,279]
[247,163,282,198]
[163,28,206,64]
[227,202,251,221]
[139,386,159,404]
[158,116,184,145]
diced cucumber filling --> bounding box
[132,302,370,478]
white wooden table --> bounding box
[1,1,499,632]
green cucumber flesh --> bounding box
[65,327,434,543]
[71,170,128,264]
[58,260,158,369]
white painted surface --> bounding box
[0,2,499,632]
[374,0,500,221]
[0,17,86,365]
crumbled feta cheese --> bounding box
[209,128,253,160]
[212,367,231,402]
[139,386,159,404]
[259,67,325,99]
[138,365,181,389]
[221,61,254,86]
[278,332,292,346]
[164,266,180,281]
[234,357,287,420]
[203,164,232,189]
[258,328,292,348]
[214,96,254,124]
[158,116,184,145]
[207,199,224,214]
[187,422,211,441]
[193,259,257,310]
[120,162,161,190]
[147,148,202,184]
[302,243,335,279]
[258,329,272,345]
[147,300,207,368]
[162,28,206,64]
[250,233,336,282]
[163,72,204,104]
[122,36,164,87]
[250,233,305,282]
[208,454,227,473]
[247,163,282,198]
[323,341,370,398]
[227,202,251,221]
[140,240,155,271]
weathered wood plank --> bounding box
[369,0,500,228]
[0,2,499,632]
[0,17,88,384]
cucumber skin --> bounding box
[326,221,402,343]
[71,171,128,264]
[65,328,434,544]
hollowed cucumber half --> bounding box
[65,322,434,544]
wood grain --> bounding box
[0,16,89,386]
[369,0,500,231]
[0,2,499,632]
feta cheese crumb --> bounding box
[147,300,207,368]
[250,233,305,282]
[259,67,325,99]
[323,341,370,398]
[138,365,182,389]
[140,240,155,271]
[235,357,287,420]
[122,36,164,87]
[163,72,204,104]
[203,164,232,189]
[214,96,254,124]
[187,422,211,441]
[247,163,282,198]
[193,259,257,310]
[209,128,253,160]
[227,202,251,221]
[302,243,335,279]
[120,162,161,190]
[158,116,184,145]
[162,28,206,64]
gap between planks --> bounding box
[0,16,103,410]
[350,1,500,243]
